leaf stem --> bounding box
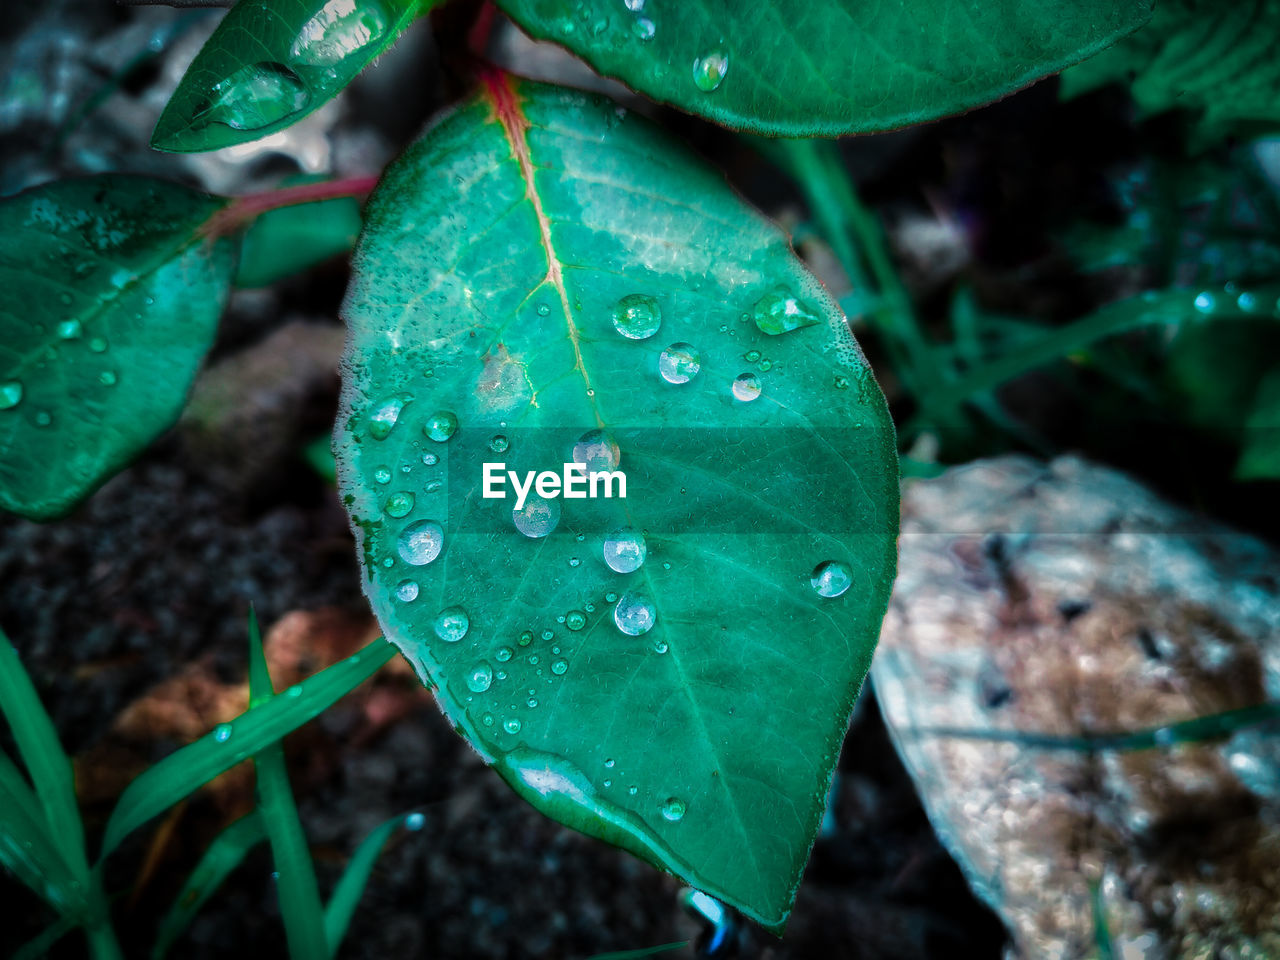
[206,176,380,238]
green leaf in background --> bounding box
[497,0,1151,136]
[0,175,237,521]
[234,192,363,289]
[153,0,427,153]
[336,77,899,929]
[1060,0,1280,138]
[1237,366,1280,480]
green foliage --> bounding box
[337,76,898,929]
[1238,368,1280,479]
[235,192,363,289]
[0,175,237,520]
[153,0,429,152]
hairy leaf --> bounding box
[337,77,898,929]
[153,0,428,153]
[498,0,1151,136]
[0,175,236,520]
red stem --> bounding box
[205,175,380,237]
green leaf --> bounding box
[234,193,362,289]
[152,812,267,960]
[322,812,410,954]
[336,77,899,930]
[0,175,237,521]
[246,609,328,960]
[100,636,394,860]
[1060,0,1280,137]
[0,749,87,916]
[153,0,428,153]
[1237,366,1280,480]
[497,0,1151,136]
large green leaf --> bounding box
[0,175,237,521]
[153,0,428,153]
[1060,0,1280,137]
[336,76,899,929]
[498,0,1151,136]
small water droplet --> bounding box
[286,685,302,698]
[536,302,551,316]
[467,662,493,693]
[628,785,638,796]
[0,382,23,410]
[404,812,425,831]
[632,17,655,39]
[744,349,761,363]
[385,491,415,518]
[661,797,687,821]
[692,50,728,91]
[652,639,669,654]
[57,319,82,340]
[732,373,762,402]
[213,723,233,743]
[193,61,311,132]
[88,337,108,353]
[613,591,656,635]
[434,606,470,643]
[397,519,444,565]
[34,411,52,427]
[833,375,849,390]
[395,579,419,602]
[541,629,554,641]
[374,467,392,484]
[98,370,117,387]
[605,758,616,768]
[602,527,646,573]
[423,410,458,442]
[610,293,662,340]
[1194,291,1215,314]
[482,712,495,726]
[504,717,522,734]
[513,496,560,538]
[489,434,509,453]
[518,630,534,647]
[527,697,539,708]
[496,646,513,662]
[421,452,439,466]
[290,0,388,66]
[568,556,581,568]
[368,395,408,439]
[659,342,701,384]
[753,287,821,335]
[565,610,586,631]
[605,591,618,603]
[811,560,852,598]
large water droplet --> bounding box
[610,293,662,340]
[513,496,560,538]
[290,0,388,66]
[0,382,22,410]
[552,658,569,675]
[573,429,620,473]
[194,61,311,132]
[753,288,821,335]
[385,491,414,518]
[395,580,419,603]
[810,560,852,598]
[692,50,728,91]
[602,527,646,573]
[397,519,443,565]
[368,395,408,439]
[434,606,470,643]
[423,410,457,442]
[659,342,701,384]
[467,662,493,693]
[732,373,762,402]
[613,591,656,636]
[661,797,687,821]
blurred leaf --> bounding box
[152,812,267,960]
[153,0,429,153]
[499,0,1151,136]
[1237,366,1280,479]
[322,812,410,954]
[0,175,237,520]
[337,77,898,931]
[585,943,689,960]
[247,608,328,960]
[101,636,395,860]
[234,194,362,289]
[12,914,80,960]
[303,434,338,484]
[0,749,86,916]
[1165,319,1280,437]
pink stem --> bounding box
[206,175,380,236]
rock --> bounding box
[872,455,1280,959]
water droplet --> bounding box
[604,758,616,768]
[833,375,849,390]
[732,373,762,402]
[286,685,302,698]
[0,382,22,410]
[374,466,392,484]
[744,349,761,363]
[194,61,311,132]
[552,658,568,675]
[759,359,773,372]
[658,342,701,384]
[397,519,444,565]
[573,429,620,473]
[568,556,581,568]
[423,410,457,442]
[811,560,852,598]
[652,639,668,654]
[290,0,388,66]
[395,579,419,602]
[613,591,656,635]
[34,411,51,427]
[404,812,425,831]
[602,527,646,573]
[422,452,439,466]
[482,712,495,726]
[628,785,638,796]
[632,17,655,39]
[692,50,728,91]
[424,480,443,494]
[661,797,687,821]
[610,293,662,340]
[98,371,117,387]
[565,610,586,631]
[1194,291,1215,314]
[1237,291,1258,312]
[385,491,415,518]
[434,606,470,643]
[518,630,534,647]
[527,697,539,708]
[536,302,551,316]
[368,395,408,439]
[753,287,821,335]
[496,646,513,662]
[467,662,493,693]
[603,779,612,788]
[88,337,107,353]
[504,717,522,734]
[213,723,233,743]
[489,434,509,453]
[541,628,555,641]
[57,319,82,340]
[513,496,560,538]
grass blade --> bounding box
[0,748,87,915]
[324,813,415,955]
[101,636,395,860]
[11,913,80,960]
[0,627,90,876]
[247,608,328,960]
[151,812,267,960]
